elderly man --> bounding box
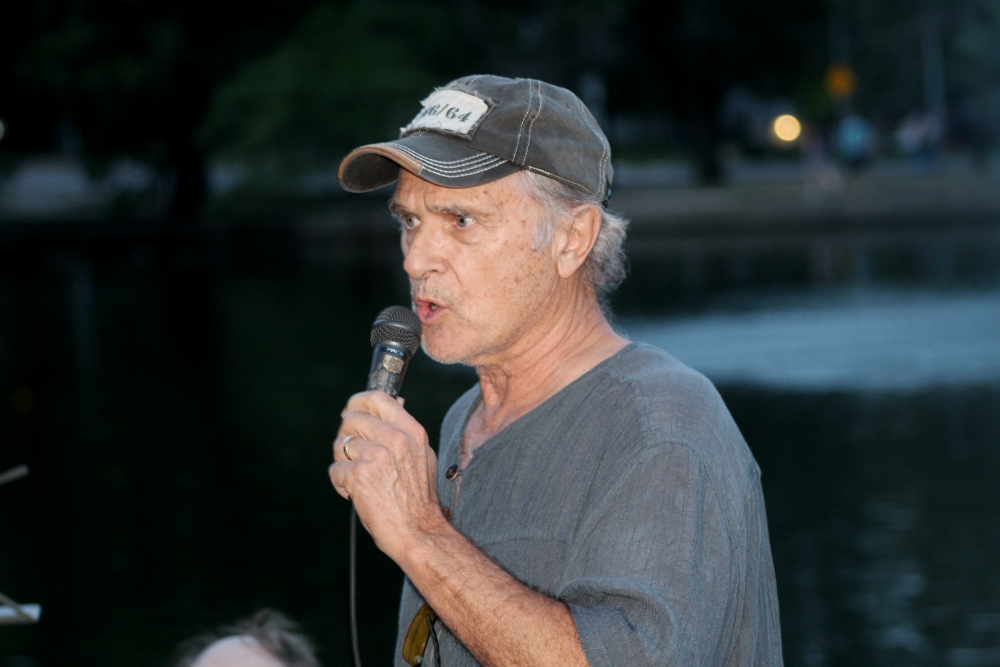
[330,75,782,667]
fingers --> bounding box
[332,434,380,464]
[338,410,427,461]
[333,434,354,462]
[330,392,434,516]
[328,460,378,504]
[344,390,419,429]
[328,461,353,499]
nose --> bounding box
[402,222,447,281]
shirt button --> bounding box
[445,464,459,480]
[442,507,453,522]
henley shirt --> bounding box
[394,342,783,666]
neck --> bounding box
[465,284,628,457]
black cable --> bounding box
[426,611,442,667]
[349,504,363,667]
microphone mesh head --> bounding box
[370,305,422,355]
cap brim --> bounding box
[338,134,522,193]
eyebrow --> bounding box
[388,200,409,220]
[388,199,486,221]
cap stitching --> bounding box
[391,144,502,168]
[522,79,543,165]
[392,144,495,164]
[418,158,506,176]
[512,80,534,165]
[525,165,588,195]
[419,159,509,178]
[573,96,607,195]
[406,159,506,174]
[400,155,501,169]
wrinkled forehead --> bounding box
[391,169,535,218]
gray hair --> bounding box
[171,609,320,667]
[515,170,629,302]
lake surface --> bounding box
[624,288,1000,391]
[625,289,1000,667]
[0,227,998,666]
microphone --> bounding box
[350,305,422,667]
[367,305,422,396]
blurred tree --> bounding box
[449,0,627,86]
[949,0,1000,160]
[848,0,935,129]
[4,1,314,219]
[631,0,828,184]
[820,0,1000,158]
[199,0,639,177]
[198,1,454,164]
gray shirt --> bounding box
[395,343,783,666]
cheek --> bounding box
[452,225,553,318]
[480,255,552,315]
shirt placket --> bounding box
[442,461,461,524]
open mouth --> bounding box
[414,298,446,323]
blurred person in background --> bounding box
[836,114,877,173]
[330,75,782,667]
[171,609,320,667]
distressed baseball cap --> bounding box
[337,75,613,201]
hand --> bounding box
[329,391,447,560]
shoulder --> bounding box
[597,343,730,434]
[582,343,765,544]
[593,343,759,482]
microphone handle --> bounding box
[367,342,411,396]
[351,340,413,667]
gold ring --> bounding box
[342,435,355,461]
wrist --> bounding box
[393,511,462,582]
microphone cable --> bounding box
[350,504,363,667]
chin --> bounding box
[420,329,486,367]
[421,342,459,365]
[420,333,464,366]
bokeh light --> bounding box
[825,64,857,100]
[773,114,802,142]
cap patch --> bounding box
[402,89,491,138]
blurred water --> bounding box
[1,238,998,666]
[623,288,1000,667]
[624,289,1000,391]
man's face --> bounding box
[392,170,561,366]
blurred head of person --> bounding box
[171,609,320,667]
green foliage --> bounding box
[951,1,1000,139]
[199,1,456,161]
[840,0,1000,138]
[14,7,192,158]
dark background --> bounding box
[1,1,999,665]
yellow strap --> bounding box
[402,603,438,666]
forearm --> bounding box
[398,522,589,667]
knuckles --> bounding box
[384,429,411,452]
[369,444,393,465]
[344,390,399,416]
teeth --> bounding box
[430,304,438,310]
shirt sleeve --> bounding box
[557,442,745,667]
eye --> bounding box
[402,215,420,230]
[456,215,475,229]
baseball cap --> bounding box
[337,75,613,201]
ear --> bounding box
[553,204,602,280]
